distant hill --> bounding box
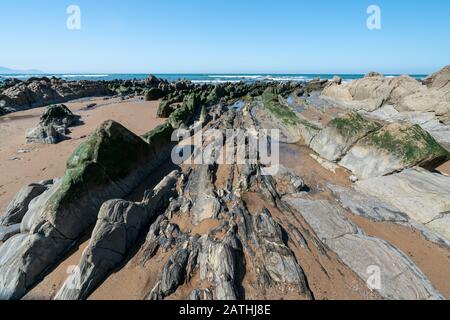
[0,66,44,74]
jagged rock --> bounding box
[0,233,72,300]
[423,65,450,92]
[259,87,319,143]
[198,237,238,300]
[185,165,221,225]
[283,198,443,300]
[1,183,49,226]
[328,183,450,247]
[0,120,176,300]
[304,78,329,93]
[26,105,81,144]
[332,76,342,85]
[55,200,148,300]
[270,165,306,195]
[26,123,66,144]
[309,112,381,162]
[355,168,450,242]
[339,123,450,179]
[0,78,111,114]
[321,73,450,119]
[56,167,178,302]
[40,104,80,127]
[149,248,190,300]
[188,288,213,300]
[145,88,165,101]
[169,93,200,128]
[252,209,311,297]
[365,72,383,78]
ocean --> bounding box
[0,73,427,83]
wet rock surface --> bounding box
[1,74,449,301]
[26,104,81,144]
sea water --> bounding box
[0,73,427,83]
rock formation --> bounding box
[26,104,81,144]
[0,72,449,301]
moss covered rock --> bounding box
[310,112,381,161]
[145,88,166,101]
[339,123,450,179]
[157,92,186,118]
[168,93,200,128]
[40,104,80,127]
[142,122,174,147]
[262,87,300,126]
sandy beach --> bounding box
[0,97,164,213]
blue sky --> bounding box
[0,0,449,74]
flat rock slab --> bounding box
[283,197,443,300]
[328,184,409,223]
[355,168,450,241]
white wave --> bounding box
[265,76,308,82]
[208,75,263,79]
[0,74,40,79]
[192,79,241,84]
[61,74,110,78]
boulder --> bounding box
[26,105,81,144]
[168,93,200,128]
[339,123,450,179]
[55,171,178,300]
[309,112,381,162]
[423,65,450,91]
[149,249,190,300]
[321,73,450,118]
[40,104,80,127]
[145,88,165,101]
[26,124,66,144]
[0,120,174,300]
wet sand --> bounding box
[0,97,165,213]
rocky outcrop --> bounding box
[355,168,450,242]
[0,120,178,300]
[305,112,450,179]
[2,77,448,301]
[328,183,450,248]
[55,171,178,300]
[321,70,450,126]
[338,123,450,179]
[0,77,111,114]
[423,65,450,92]
[309,112,380,162]
[283,198,443,300]
[185,165,221,225]
[145,88,166,101]
[26,104,81,144]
